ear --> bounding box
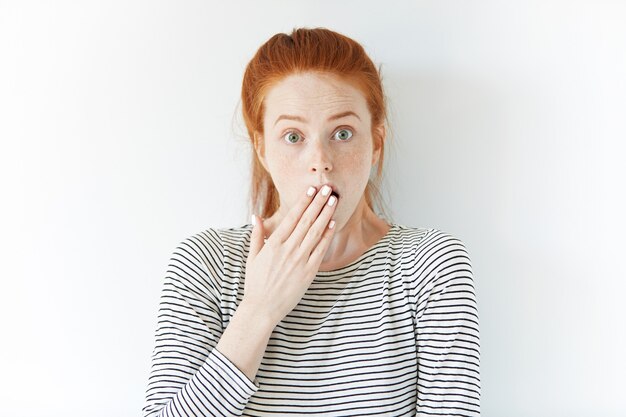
[371,124,385,166]
[254,132,268,171]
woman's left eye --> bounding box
[333,128,353,141]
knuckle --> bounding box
[308,225,324,241]
[302,215,315,228]
[309,245,322,260]
[283,239,298,254]
[265,236,278,247]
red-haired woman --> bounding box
[143,27,481,417]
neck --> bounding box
[320,195,374,265]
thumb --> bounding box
[248,214,265,259]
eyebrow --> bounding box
[273,111,361,127]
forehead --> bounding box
[264,72,369,121]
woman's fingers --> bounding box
[307,217,337,269]
[247,214,265,262]
[290,185,337,251]
[243,185,337,324]
[267,186,317,244]
[268,184,337,255]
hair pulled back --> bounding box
[241,27,390,220]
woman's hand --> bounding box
[243,185,338,326]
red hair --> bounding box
[240,27,390,220]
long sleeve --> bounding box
[413,231,481,416]
[142,230,260,417]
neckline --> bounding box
[315,222,397,277]
[243,223,398,277]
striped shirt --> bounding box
[143,223,481,416]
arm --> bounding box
[413,231,481,416]
[142,231,270,417]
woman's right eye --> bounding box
[282,130,302,144]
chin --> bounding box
[333,206,355,229]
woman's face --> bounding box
[256,72,382,229]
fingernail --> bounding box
[328,195,337,206]
[321,185,331,196]
[329,220,336,229]
[251,215,256,226]
[307,186,316,197]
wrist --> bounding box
[236,299,277,335]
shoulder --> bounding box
[392,224,465,254]
[173,223,252,257]
[392,225,475,308]
[390,225,473,290]
[394,224,465,252]
[172,223,253,270]
[164,224,252,294]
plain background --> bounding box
[1,1,625,416]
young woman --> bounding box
[143,27,481,417]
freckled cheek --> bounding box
[345,151,372,182]
[332,153,370,210]
[273,155,294,172]
[266,155,299,198]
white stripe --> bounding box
[142,224,481,416]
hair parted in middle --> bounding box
[240,27,391,220]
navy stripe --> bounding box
[143,224,480,416]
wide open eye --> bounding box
[283,131,302,144]
[333,128,353,141]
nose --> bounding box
[308,141,333,173]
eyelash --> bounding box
[281,126,355,144]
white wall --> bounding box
[1,1,624,416]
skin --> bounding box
[255,71,391,271]
[215,71,391,382]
